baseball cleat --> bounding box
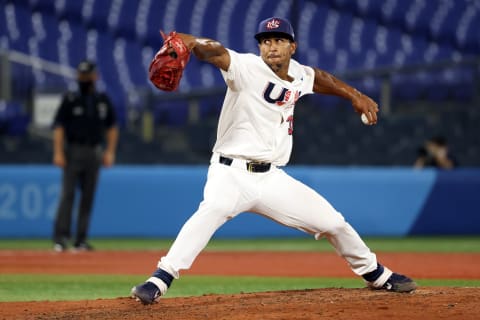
[73,242,94,251]
[53,242,67,252]
[381,273,417,293]
[131,282,161,305]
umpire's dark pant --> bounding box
[53,144,102,245]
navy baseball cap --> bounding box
[77,60,96,74]
[254,17,295,42]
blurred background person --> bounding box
[52,60,118,252]
[414,135,458,169]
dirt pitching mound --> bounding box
[2,287,479,320]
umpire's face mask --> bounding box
[78,80,95,95]
[77,72,97,95]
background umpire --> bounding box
[52,60,118,252]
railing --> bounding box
[141,55,480,120]
[1,48,479,129]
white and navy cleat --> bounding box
[131,282,161,305]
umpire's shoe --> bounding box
[131,269,174,304]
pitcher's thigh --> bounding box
[257,169,345,234]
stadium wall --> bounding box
[0,166,479,238]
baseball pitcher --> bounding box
[131,17,416,304]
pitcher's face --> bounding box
[258,37,296,73]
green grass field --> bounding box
[1,236,479,252]
[0,237,479,302]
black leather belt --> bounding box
[219,156,271,173]
[70,141,99,147]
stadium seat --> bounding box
[32,12,60,62]
[4,3,33,52]
[222,0,250,51]
[97,52,121,93]
[353,0,383,21]
[28,0,55,14]
[141,0,168,48]
[434,44,456,62]
[456,7,480,52]
[335,11,354,52]
[83,0,112,32]
[403,0,437,36]
[429,0,466,44]
[402,34,429,65]
[193,0,218,39]
[122,39,148,88]
[55,0,84,23]
[182,59,201,89]
[0,2,8,47]
[306,5,329,50]
[111,0,138,39]
[374,26,401,67]
[381,0,414,27]
[358,18,378,54]
[60,19,88,69]
[0,100,30,136]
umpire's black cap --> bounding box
[254,17,295,42]
[77,60,96,74]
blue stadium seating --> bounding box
[55,0,84,23]
[0,2,8,47]
[430,1,466,44]
[11,0,480,166]
[198,0,227,41]
[4,2,33,52]
[1,0,479,131]
[84,0,112,32]
[32,11,59,62]
[28,0,55,14]
[460,11,480,52]
[122,38,148,88]
[0,100,30,136]
[141,0,168,48]
[111,0,138,40]
[61,19,88,68]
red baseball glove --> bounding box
[149,31,191,91]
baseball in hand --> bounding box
[361,113,369,125]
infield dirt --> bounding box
[1,250,479,319]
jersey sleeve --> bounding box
[288,59,315,97]
[220,49,250,91]
[301,65,315,96]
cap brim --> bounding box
[255,32,294,42]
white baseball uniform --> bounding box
[156,49,379,282]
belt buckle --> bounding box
[247,161,264,172]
